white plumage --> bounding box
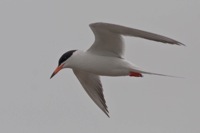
[50,22,184,117]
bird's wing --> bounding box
[87,22,184,58]
[73,69,109,117]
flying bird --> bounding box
[50,22,184,117]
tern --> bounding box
[50,22,184,117]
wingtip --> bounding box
[177,42,186,46]
[103,107,110,117]
[105,112,110,118]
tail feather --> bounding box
[132,69,183,78]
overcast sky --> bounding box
[0,0,199,133]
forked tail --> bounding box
[130,69,183,78]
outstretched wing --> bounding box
[87,22,184,58]
[73,69,109,117]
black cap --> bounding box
[58,50,77,66]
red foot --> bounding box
[129,72,143,77]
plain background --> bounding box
[0,0,199,133]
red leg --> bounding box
[129,72,143,77]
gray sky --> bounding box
[0,0,199,133]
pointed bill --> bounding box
[50,64,64,79]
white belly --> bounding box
[68,51,135,76]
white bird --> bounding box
[50,22,184,117]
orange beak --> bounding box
[50,64,64,79]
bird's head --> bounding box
[50,50,77,79]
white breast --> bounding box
[68,50,134,76]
